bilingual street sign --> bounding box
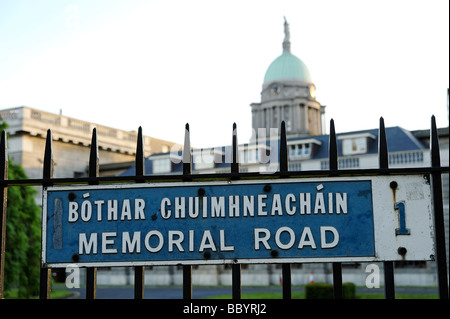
[42,175,435,268]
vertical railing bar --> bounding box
[86,128,99,299]
[279,121,292,300]
[0,130,8,299]
[378,117,389,170]
[378,117,395,299]
[134,126,145,299]
[328,119,343,299]
[231,123,242,300]
[182,123,193,299]
[329,119,338,172]
[40,129,53,299]
[430,115,449,299]
[279,121,288,173]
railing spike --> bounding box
[329,119,338,172]
[378,117,389,170]
[135,126,145,178]
[183,123,191,175]
[231,123,238,174]
[279,121,288,173]
[430,115,441,168]
[89,128,99,179]
[43,129,54,180]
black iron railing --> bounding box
[0,117,448,299]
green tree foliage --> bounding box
[1,121,41,298]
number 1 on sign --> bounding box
[395,201,410,235]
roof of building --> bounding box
[120,126,427,176]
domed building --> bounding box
[251,18,325,137]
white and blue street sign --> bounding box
[42,176,435,267]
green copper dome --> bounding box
[263,18,312,85]
[263,50,312,84]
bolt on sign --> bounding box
[41,175,435,268]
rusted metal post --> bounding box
[378,117,395,299]
[430,116,449,299]
[231,123,242,300]
[134,127,145,299]
[0,131,8,299]
[40,130,53,299]
[182,123,193,299]
[86,128,99,299]
[329,119,343,299]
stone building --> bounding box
[0,105,177,202]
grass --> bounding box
[3,288,73,299]
[206,290,438,299]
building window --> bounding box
[194,152,215,170]
[248,149,259,163]
[152,158,171,173]
[289,143,312,159]
[342,137,367,155]
[283,106,291,131]
[339,133,375,156]
[272,106,278,128]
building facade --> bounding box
[250,18,325,138]
[0,106,177,203]
[116,19,449,288]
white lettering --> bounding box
[144,230,164,252]
[219,229,234,251]
[314,193,326,214]
[229,195,239,217]
[298,227,317,249]
[108,200,118,221]
[211,196,225,218]
[102,232,117,254]
[299,193,311,214]
[175,197,185,218]
[257,194,268,216]
[275,226,295,249]
[243,195,254,217]
[199,230,216,251]
[254,228,271,250]
[161,197,171,219]
[94,200,104,221]
[79,233,97,255]
[122,231,141,253]
[69,202,79,222]
[336,193,347,214]
[81,200,92,221]
[120,199,132,220]
[271,194,283,216]
[320,226,339,248]
[285,194,296,215]
[168,230,184,252]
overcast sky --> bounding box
[1,0,448,147]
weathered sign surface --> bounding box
[42,175,435,267]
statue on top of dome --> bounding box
[283,16,291,52]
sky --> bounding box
[0,0,449,148]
